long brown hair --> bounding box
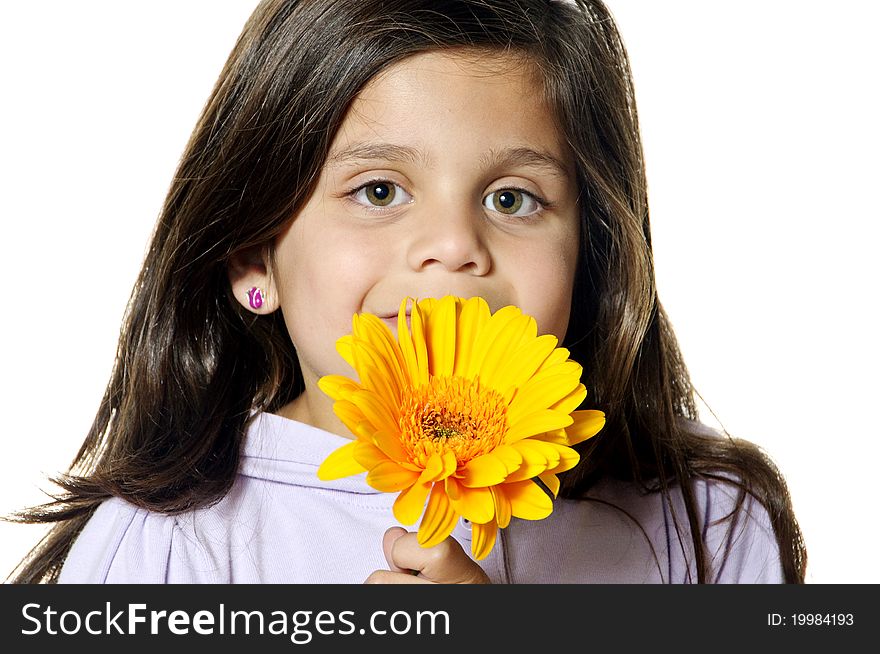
[7,0,806,583]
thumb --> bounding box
[382,526,414,574]
[380,527,491,584]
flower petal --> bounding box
[369,429,410,463]
[316,441,365,480]
[453,297,491,377]
[446,479,495,523]
[417,297,438,317]
[503,439,560,482]
[550,383,587,415]
[522,439,562,468]
[352,420,378,441]
[417,484,459,548]
[492,444,524,470]
[349,390,400,437]
[317,374,359,401]
[393,481,431,525]
[476,444,531,483]
[507,372,582,426]
[357,313,408,392]
[410,301,430,387]
[471,519,498,561]
[491,485,512,529]
[397,297,419,385]
[419,452,443,484]
[502,441,578,480]
[441,450,458,480]
[538,471,561,498]
[535,346,570,373]
[426,295,457,378]
[544,442,580,474]
[495,334,559,398]
[565,409,606,445]
[504,479,553,520]
[504,409,573,444]
[335,335,356,369]
[464,305,524,380]
[352,356,400,416]
[475,313,536,391]
[501,461,547,484]
[445,474,462,502]
[459,451,509,487]
[366,460,420,492]
[332,400,366,438]
[532,428,569,445]
[352,441,391,469]
[418,450,456,483]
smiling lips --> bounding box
[378,312,411,333]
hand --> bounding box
[363,526,491,584]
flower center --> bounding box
[399,375,508,467]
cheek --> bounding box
[321,235,392,306]
[533,269,575,340]
[511,229,579,340]
[280,217,388,332]
[296,243,366,305]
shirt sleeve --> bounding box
[57,497,221,584]
[698,479,785,583]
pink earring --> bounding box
[246,286,265,310]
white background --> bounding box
[1,1,877,583]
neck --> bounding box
[276,387,354,440]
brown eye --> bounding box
[483,189,541,217]
[492,190,522,214]
[352,181,412,209]
[365,182,395,206]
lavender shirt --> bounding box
[58,412,784,583]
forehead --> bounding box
[327,49,571,171]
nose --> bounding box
[405,208,492,275]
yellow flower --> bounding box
[317,296,605,560]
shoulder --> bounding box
[692,474,784,583]
[676,418,787,582]
[563,471,784,583]
[58,496,223,584]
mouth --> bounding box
[378,312,411,334]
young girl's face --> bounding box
[271,50,580,427]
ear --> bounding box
[227,245,281,315]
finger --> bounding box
[364,569,433,585]
[388,531,490,584]
[382,526,414,574]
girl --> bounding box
[8,0,806,584]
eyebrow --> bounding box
[326,142,570,180]
[481,146,571,181]
[327,143,429,167]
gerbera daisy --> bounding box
[317,296,605,560]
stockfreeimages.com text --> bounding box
[21,602,450,644]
